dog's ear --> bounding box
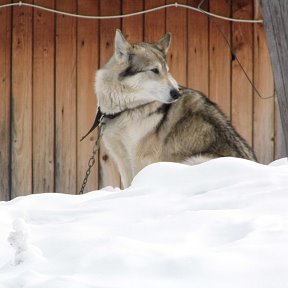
[114,29,131,63]
[156,32,172,55]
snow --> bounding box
[0,157,288,288]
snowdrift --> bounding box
[0,157,288,288]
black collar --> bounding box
[102,110,122,120]
[80,107,122,142]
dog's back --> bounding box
[157,87,256,161]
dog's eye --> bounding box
[151,68,160,74]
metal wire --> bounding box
[198,0,274,100]
[1,1,263,23]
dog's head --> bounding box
[96,30,180,114]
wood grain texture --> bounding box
[275,98,287,159]
[209,0,231,118]
[0,1,11,200]
[187,0,209,95]
[166,0,187,86]
[77,0,100,193]
[253,0,274,164]
[122,0,143,43]
[55,0,77,194]
[99,0,121,188]
[33,0,55,193]
[144,0,166,42]
[231,0,253,146]
[11,1,33,198]
[260,0,288,157]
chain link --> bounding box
[79,124,104,194]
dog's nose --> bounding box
[170,89,181,100]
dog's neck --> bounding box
[100,100,164,121]
[81,101,166,141]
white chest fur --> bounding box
[102,105,163,188]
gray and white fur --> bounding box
[94,30,257,188]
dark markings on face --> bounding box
[118,43,168,80]
[119,66,140,78]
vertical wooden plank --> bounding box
[275,98,287,159]
[77,0,99,193]
[11,1,33,198]
[231,0,253,146]
[144,0,165,42]
[166,0,187,86]
[0,1,11,200]
[187,0,209,95]
[260,1,288,157]
[99,0,121,188]
[209,0,231,118]
[253,0,274,163]
[33,0,55,193]
[122,0,143,43]
[55,0,77,194]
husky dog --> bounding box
[83,29,257,188]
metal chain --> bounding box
[79,123,104,194]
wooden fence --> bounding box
[0,0,286,200]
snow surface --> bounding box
[0,157,288,288]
